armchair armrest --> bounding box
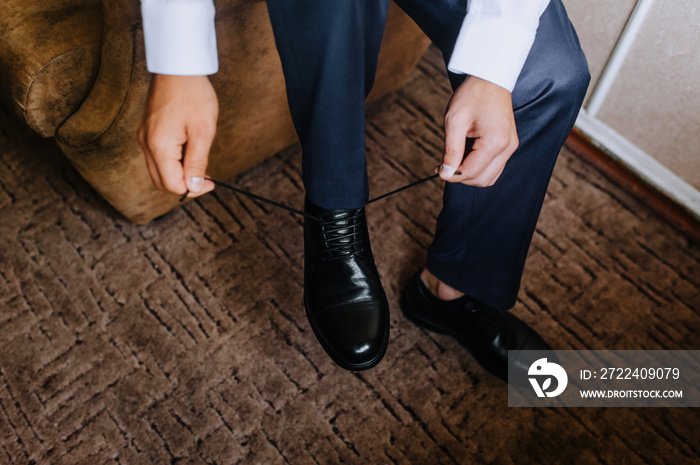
[0,0,103,137]
[58,0,141,147]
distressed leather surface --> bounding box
[0,0,102,137]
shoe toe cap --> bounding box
[313,301,389,370]
[503,314,554,384]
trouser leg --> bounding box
[394,0,590,309]
[265,0,390,210]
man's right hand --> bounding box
[138,74,219,198]
[439,76,518,188]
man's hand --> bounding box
[438,76,518,187]
[138,74,219,198]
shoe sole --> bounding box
[304,300,390,372]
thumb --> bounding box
[442,114,469,180]
[182,130,214,193]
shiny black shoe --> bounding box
[303,198,390,371]
[400,272,552,382]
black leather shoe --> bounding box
[304,198,390,371]
[401,272,552,382]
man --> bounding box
[138,0,589,377]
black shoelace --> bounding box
[318,210,364,259]
[182,172,459,222]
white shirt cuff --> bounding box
[447,14,537,93]
[141,0,218,75]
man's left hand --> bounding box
[438,76,518,187]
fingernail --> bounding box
[434,166,440,174]
[439,164,456,179]
[189,177,204,193]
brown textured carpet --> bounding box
[1,47,699,465]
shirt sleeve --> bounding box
[448,0,551,92]
[141,0,218,75]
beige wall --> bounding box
[562,0,700,198]
[596,0,700,190]
[562,0,637,103]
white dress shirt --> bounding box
[141,0,550,92]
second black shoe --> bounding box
[304,198,390,371]
[401,272,552,382]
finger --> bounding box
[144,151,164,191]
[451,130,515,185]
[486,161,507,187]
[435,165,463,176]
[441,112,470,180]
[186,179,215,198]
[451,152,500,187]
[461,130,509,173]
[454,150,494,183]
[144,120,189,195]
[454,152,500,185]
[151,143,187,195]
[138,127,164,190]
[469,154,507,187]
[182,125,215,195]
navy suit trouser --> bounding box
[265,0,590,310]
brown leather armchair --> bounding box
[1,0,429,223]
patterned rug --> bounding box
[0,46,698,465]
